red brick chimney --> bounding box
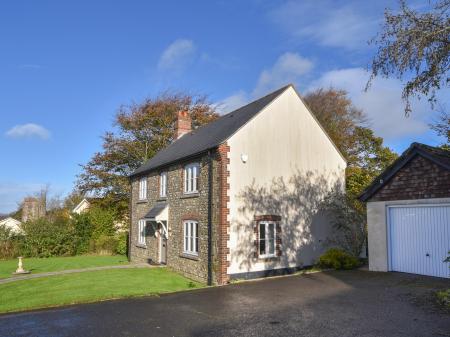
[175,110,191,139]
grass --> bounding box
[0,255,129,279]
[436,289,450,308]
[0,268,202,313]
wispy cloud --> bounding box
[5,123,51,140]
[270,1,380,50]
[308,67,431,140]
[18,64,43,70]
[218,52,314,114]
[157,39,196,72]
[253,52,313,97]
[0,182,45,213]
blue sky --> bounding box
[0,0,447,213]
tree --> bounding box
[431,109,450,147]
[368,0,450,114]
[76,92,218,217]
[304,88,398,204]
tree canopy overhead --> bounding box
[368,0,450,114]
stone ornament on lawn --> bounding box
[13,256,30,275]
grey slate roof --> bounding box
[359,142,450,202]
[131,84,292,177]
[143,201,168,219]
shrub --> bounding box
[21,218,75,257]
[90,235,118,255]
[115,232,128,255]
[318,248,360,270]
[71,213,94,254]
[88,206,117,240]
[0,225,22,259]
[321,190,366,257]
[437,289,450,308]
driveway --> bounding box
[0,270,449,337]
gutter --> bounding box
[207,149,213,286]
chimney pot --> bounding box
[175,110,192,139]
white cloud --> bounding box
[308,68,430,140]
[216,52,314,114]
[270,1,379,50]
[5,123,50,140]
[157,39,196,72]
[253,52,313,97]
[216,91,250,114]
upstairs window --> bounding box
[138,220,146,245]
[183,220,198,255]
[160,172,167,198]
[139,177,147,200]
[184,163,199,194]
[258,221,275,257]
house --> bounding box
[129,84,347,284]
[360,143,450,278]
[0,217,22,233]
[72,198,127,232]
[72,198,95,214]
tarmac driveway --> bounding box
[0,270,449,337]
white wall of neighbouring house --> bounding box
[227,86,347,276]
[72,199,91,215]
[0,217,22,233]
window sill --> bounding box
[136,200,148,204]
[135,244,147,249]
[157,197,167,201]
[180,253,199,261]
[180,193,199,199]
[258,255,280,262]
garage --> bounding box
[360,143,450,278]
[388,205,449,278]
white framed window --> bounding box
[160,172,167,198]
[184,163,199,194]
[138,220,146,245]
[138,177,147,200]
[183,220,198,255]
[258,221,276,257]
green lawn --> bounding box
[0,268,202,313]
[0,255,129,279]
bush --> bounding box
[90,235,118,255]
[115,232,128,255]
[0,225,22,259]
[318,248,360,270]
[321,190,366,257]
[21,218,75,257]
[88,206,117,240]
[437,289,450,308]
[72,213,94,254]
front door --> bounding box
[159,235,167,264]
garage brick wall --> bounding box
[369,155,450,202]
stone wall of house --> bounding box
[369,155,450,202]
[22,197,46,223]
[130,150,225,284]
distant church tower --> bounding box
[22,196,46,222]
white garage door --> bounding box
[388,205,450,278]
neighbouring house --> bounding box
[0,217,22,233]
[360,143,450,279]
[129,84,346,284]
[71,198,104,215]
[72,198,127,232]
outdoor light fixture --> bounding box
[241,154,248,163]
